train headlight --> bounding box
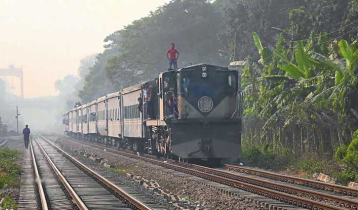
[202,72,208,78]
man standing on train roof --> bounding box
[167,43,180,70]
[23,125,30,149]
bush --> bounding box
[1,196,18,209]
[331,130,358,184]
[293,155,325,177]
[0,148,22,189]
[240,144,293,170]
[334,145,347,161]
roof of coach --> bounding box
[97,95,107,102]
[121,83,143,95]
[88,100,97,106]
[79,104,88,109]
[106,91,120,99]
[81,103,90,108]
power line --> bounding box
[262,24,358,62]
[293,18,358,42]
[307,24,358,51]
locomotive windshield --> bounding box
[177,67,237,97]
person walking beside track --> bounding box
[23,125,30,149]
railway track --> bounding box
[224,164,358,197]
[53,135,358,210]
[0,139,8,147]
[19,133,164,210]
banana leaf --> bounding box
[278,63,305,79]
[253,32,271,64]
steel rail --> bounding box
[33,136,89,210]
[37,134,152,210]
[29,139,49,210]
[189,163,358,209]
[225,164,358,196]
[58,137,349,210]
[0,140,8,147]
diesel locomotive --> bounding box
[63,63,242,162]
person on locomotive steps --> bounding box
[23,125,30,149]
[167,97,178,119]
[166,43,180,70]
[144,83,155,119]
[137,97,143,113]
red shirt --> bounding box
[167,48,179,60]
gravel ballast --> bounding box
[53,135,261,210]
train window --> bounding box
[164,78,169,90]
[182,77,189,95]
[228,74,236,89]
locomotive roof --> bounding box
[177,63,228,71]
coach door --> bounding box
[159,71,176,121]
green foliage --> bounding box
[240,144,294,170]
[0,148,21,189]
[293,156,325,177]
[252,32,271,64]
[330,130,358,184]
[1,196,17,209]
[79,0,226,103]
[334,145,347,161]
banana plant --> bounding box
[252,32,271,64]
[312,40,358,85]
[339,40,358,73]
[274,41,320,79]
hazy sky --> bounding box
[0,0,169,98]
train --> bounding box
[63,63,242,163]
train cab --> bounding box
[147,64,242,161]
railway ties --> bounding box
[18,134,162,210]
[58,136,358,210]
[225,164,358,198]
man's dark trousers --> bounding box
[24,137,29,149]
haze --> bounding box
[0,0,169,98]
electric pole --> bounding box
[16,106,21,135]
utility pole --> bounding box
[271,27,294,49]
[16,106,21,135]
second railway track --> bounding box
[224,164,358,197]
[54,134,358,210]
[20,133,165,210]
[0,139,8,147]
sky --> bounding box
[0,0,170,98]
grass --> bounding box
[0,148,22,189]
[1,196,18,209]
[240,145,342,181]
[0,148,22,210]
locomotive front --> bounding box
[168,64,242,161]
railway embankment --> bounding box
[239,129,358,187]
[0,136,23,210]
